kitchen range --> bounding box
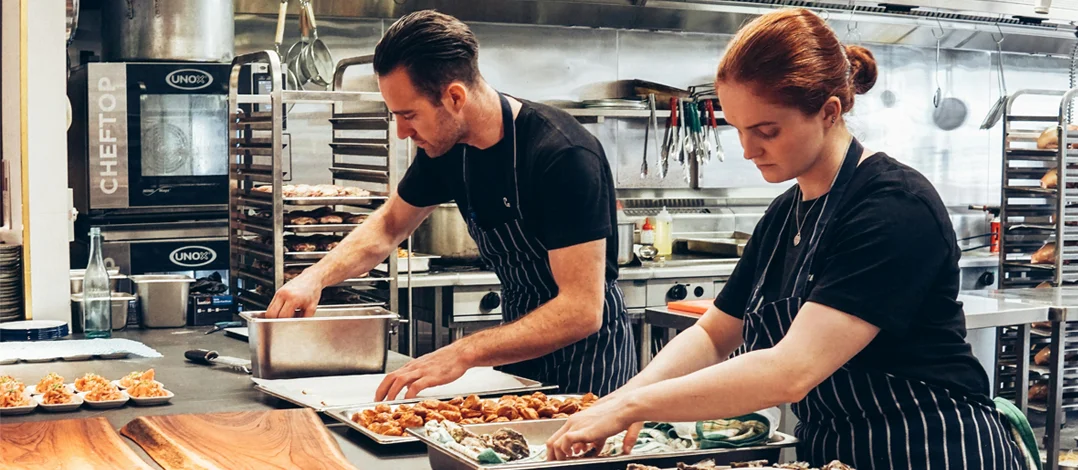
[7,0,1078,469]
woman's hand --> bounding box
[545,393,641,460]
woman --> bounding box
[547,8,1026,469]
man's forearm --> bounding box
[453,295,601,368]
[300,209,401,287]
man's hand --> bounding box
[264,274,323,318]
[374,345,471,401]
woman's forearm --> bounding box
[608,325,724,400]
[623,348,796,423]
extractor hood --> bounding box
[234,0,1078,56]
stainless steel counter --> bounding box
[0,329,434,470]
[400,252,997,288]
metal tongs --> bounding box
[641,94,659,178]
[705,100,724,162]
[659,97,680,179]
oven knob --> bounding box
[694,286,705,298]
[667,284,688,301]
[979,271,996,287]
[480,292,501,312]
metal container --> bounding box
[407,419,796,470]
[70,292,138,332]
[413,204,481,262]
[240,306,400,379]
[617,222,635,266]
[70,273,127,295]
[101,0,234,62]
[130,274,194,328]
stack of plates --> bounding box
[0,244,22,322]
[0,320,69,342]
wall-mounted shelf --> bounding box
[561,107,727,125]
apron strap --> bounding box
[745,137,864,310]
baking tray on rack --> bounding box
[251,367,555,412]
[284,195,387,206]
[286,223,363,233]
[325,394,584,445]
[406,419,797,470]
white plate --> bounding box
[33,393,83,412]
[81,390,129,409]
[98,352,130,360]
[22,357,58,363]
[62,354,94,361]
[0,320,66,331]
[128,388,174,406]
[0,391,37,415]
[28,383,75,396]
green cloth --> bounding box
[994,396,1042,470]
[695,413,771,449]
[475,448,505,465]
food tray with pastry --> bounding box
[326,392,594,445]
[407,414,796,470]
[250,183,386,207]
[33,382,83,412]
[121,369,175,406]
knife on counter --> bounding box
[185,349,252,374]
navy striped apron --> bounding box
[741,138,1025,469]
[458,93,637,396]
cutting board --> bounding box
[121,409,356,470]
[667,299,715,315]
[1,417,154,469]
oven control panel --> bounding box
[452,287,504,323]
[645,278,717,306]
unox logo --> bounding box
[170,246,217,267]
[165,69,213,90]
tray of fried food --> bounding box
[325,392,598,445]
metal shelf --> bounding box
[285,223,363,233]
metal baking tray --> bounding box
[284,195,387,206]
[252,367,555,412]
[407,419,797,470]
[677,232,751,258]
[325,394,583,445]
[285,250,331,260]
[286,223,363,233]
[240,306,399,379]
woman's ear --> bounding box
[821,96,843,127]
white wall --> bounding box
[1,0,72,321]
[0,0,21,244]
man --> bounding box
[265,10,636,398]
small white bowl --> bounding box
[0,392,37,415]
[28,383,75,396]
[128,388,174,406]
[34,393,83,412]
[81,390,129,409]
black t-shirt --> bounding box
[715,153,990,399]
[396,98,620,281]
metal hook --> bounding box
[819,9,830,22]
[992,22,1006,45]
[931,18,945,40]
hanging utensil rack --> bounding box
[227,52,404,340]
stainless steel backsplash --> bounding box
[69,12,1066,246]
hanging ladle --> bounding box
[980,23,1008,129]
[932,20,945,108]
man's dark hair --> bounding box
[373,10,481,104]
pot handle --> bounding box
[274,0,288,54]
[125,0,135,20]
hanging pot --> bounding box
[102,0,234,62]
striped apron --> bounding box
[458,93,637,396]
[741,138,1025,469]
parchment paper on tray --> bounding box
[252,367,549,410]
